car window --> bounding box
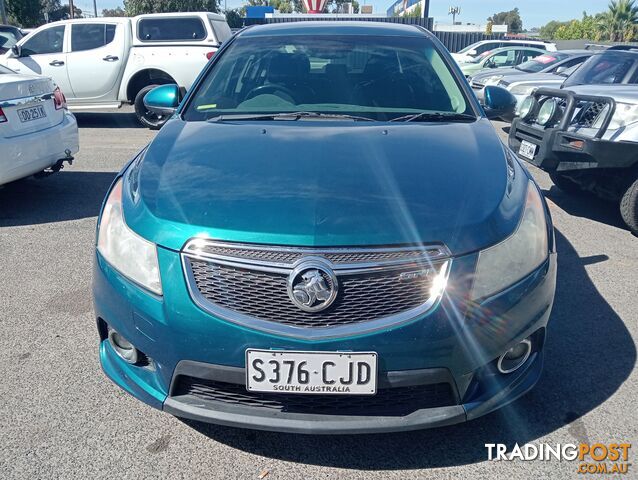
[138,17,206,41]
[71,24,116,52]
[185,34,473,121]
[210,19,231,44]
[517,53,566,73]
[21,25,65,56]
[486,50,517,67]
[474,43,495,55]
[564,51,638,86]
[519,49,543,63]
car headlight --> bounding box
[592,102,638,130]
[471,181,548,300]
[97,178,162,295]
[509,84,535,96]
[516,95,538,120]
[537,98,562,126]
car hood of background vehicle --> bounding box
[125,118,527,255]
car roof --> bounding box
[239,21,428,38]
[484,45,547,53]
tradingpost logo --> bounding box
[486,443,632,474]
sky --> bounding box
[84,0,614,29]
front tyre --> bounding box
[620,177,638,235]
[549,172,584,195]
[134,85,169,130]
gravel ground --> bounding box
[0,110,636,479]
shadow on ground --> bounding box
[74,111,142,129]
[543,186,628,232]
[184,229,635,469]
[0,171,117,227]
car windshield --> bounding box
[0,27,22,50]
[563,50,638,87]
[470,50,494,63]
[458,41,482,54]
[183,34,474,122]
[516,53,567,72]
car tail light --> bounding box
[206,51,215,60]
[53,87,67,110]
[0,107,6,123]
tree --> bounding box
[6,0,43,27]
[124,0,220,16]
[103,6,127,17]
[487,8,523,34]
[225,8,242,28]
[605,0,638,41]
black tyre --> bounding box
[134,85,169,130]
[620,177,638,235]
[549,172,584,195]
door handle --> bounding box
[49,60,65,66]
[102,55,119,62]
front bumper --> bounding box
[94,247,556,434]
[0,111,79,185]
[509,117,638,172]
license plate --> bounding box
[17,105,47,123]
[246,349,378,395]
[518,140,537,160]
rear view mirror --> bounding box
[482,85,517,121]
[143,84,180,115]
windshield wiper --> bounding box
[207,111,375,122]
[389,112,477,123]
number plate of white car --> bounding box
[17,105,47,122]
[246,349,378,395]
[518,140,537,160]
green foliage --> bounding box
[6,0,81,27]
[102,6,127,17]
[225,8,242,28]
[488,8,523,34]
[539,0,638,41]
[124,0,219,16]
[402,4,422,19]
[485,20,493,35]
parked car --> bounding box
[470,50,593,101]
[0,24,23,55]
[509,46,638,234]
[93,22,555,434]
[0,64,78,185]
[0,13,232,128]
[460,46,546,78]
[494,63,583,107]
[452,39,557,64]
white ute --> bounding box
[0,64,78,186]
[0,12,231,128]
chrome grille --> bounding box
[182,240,451,337]
[188,259,439,328]
[183,241,447,267]
[576,101,606,127]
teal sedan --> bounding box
[93,22,556,434]
[460,46,547,78]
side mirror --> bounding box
[555,65,567,74]
[11,45,22,57]
[482,85,517,121]
[143,84,180,115]
[468,49,477,56]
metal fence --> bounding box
[240,16,544,53]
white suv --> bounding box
[452,39,557,64]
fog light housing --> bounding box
[497,338,532,374]
[108,327,139,364]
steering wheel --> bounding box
[245,84,298,103]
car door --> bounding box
[65,22,126,102]
[517,49,543,65]
[4,24,73,96]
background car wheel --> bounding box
[549,172,584,195]
[134,85,169,130]
[620,177,638,235]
